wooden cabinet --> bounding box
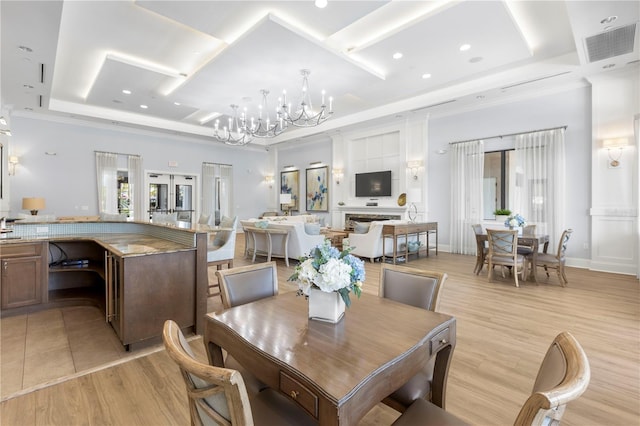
[1,242,47,309]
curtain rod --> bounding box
[94,150,140,157]
[448,125,567,145]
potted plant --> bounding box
[494,208,512,222]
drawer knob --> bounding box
[290,390,299,400]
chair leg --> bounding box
[560,266,568,286]
[488,262,494,282]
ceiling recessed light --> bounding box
[600,16,617,25]
[140,104,148,109]
[393,52,403,60]
[469,56,483,63]
[459,44,471,51]
[422,73,432,79]
[174,101,181,106]
[122,89,132,95]
[315,0,328,8]
[18,45,33,52]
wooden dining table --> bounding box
[204,292,456,426]
[479,232,550,282]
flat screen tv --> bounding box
[355,170,392,197]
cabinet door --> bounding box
[1,256,43,309]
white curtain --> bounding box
[202,163,233,225]
[450,140,484,254]
[95,152,118,214]
[202,162,216,217]
[634,114,639,279]
[127,155,143,221]
[514,128,566,244]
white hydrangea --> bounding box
[313,258,352,292]
[296,258,318,295]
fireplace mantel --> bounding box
[337,205,407,230]
[338,205,407,213]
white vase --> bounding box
[308,288,345,323]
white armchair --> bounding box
[348,221,387,262]
[207,216,238,298]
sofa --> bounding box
[241,216,325,261]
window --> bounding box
[483,150,515,219]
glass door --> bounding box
[147,173,196,227]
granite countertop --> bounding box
[0,233,194,257]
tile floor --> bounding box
[0,305,164,400]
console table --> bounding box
[382,222,438,264]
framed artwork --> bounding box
[306,166,329,211]
[280,170,300,212]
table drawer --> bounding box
[280,371,318,418]
[430,327,451,355]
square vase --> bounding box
[308,288,345,323]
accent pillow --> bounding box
[219,215,235,228]
[304,222,321,235]
[354,222,370,234]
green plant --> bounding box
[493,208,512,216]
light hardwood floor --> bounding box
[1,234,639,425]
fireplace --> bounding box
[344,212,401,231]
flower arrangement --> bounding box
[289,240,364,307]
[505,213,527,228]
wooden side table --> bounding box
[321,229,349,250]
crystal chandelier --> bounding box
[250,90,287,138]
[279,69,333,128]
[213,104,252,146]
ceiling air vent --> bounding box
[585,23,636,63]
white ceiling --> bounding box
[1,0,639,146]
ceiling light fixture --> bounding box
[251,90,287,138]
[393,52,403,59]
[280,69,333,128]
[140,104,148,109]
[0,129,12,136]
[422,73,431,79]
[0,117,6,126]
[122,89,132,95]
[459,44,471,51]
[600,16,617,25]
[214,104,252,146]
[315,0,328,8]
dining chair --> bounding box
[471,224,488,275]
[162,320,317,426]
[215,261,278,309]
[517,224,537,256]
[207,216,238,298]
[487,229,527,287]
[378,264,449,413]
[526,229,573,287]
[392,331,591,426]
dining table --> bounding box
[479,232,550,282]
[204,292,456,426]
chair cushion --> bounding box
[213,216,236,246]
[392,398,470,426]
[304,222,321,235]
[198,214,211,225]
[354,222,370,234]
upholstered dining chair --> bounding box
[487,229,527,287]
[215,261,278,309]
[207,216,238,298]
[527,229,573,287]
[392,331,591,426]
[378,264,449,413]
[517,224,538,256]
[162,320,317,426]
[471,224,488,275]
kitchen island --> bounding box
[0,221,208,350]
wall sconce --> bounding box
[602,138,629,168]
[332,168,343,184]
[265,175,274,188]
[22,197,46,215]
[8,155,19,175]
[407,160,423,180]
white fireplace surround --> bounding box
[338,205,407,230]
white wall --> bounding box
[6,114,271,221]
